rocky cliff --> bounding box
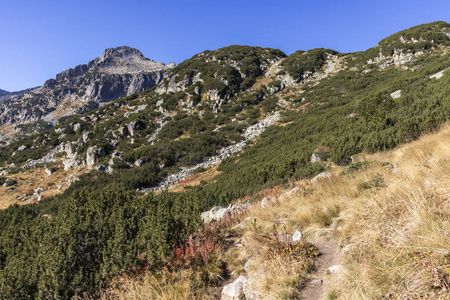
[0,46,173,131]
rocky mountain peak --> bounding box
[93,46,170,75]
[100,46,146,61]
[52,46,172,82]
[0,47,174,134]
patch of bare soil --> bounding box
[0,164,85,209]
[297,240,339,300]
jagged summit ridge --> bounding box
[0,46,174,133]
[54,46,172,81]
[101,46,146,60]
[96,46,173,75]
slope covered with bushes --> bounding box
[0,21,450,298]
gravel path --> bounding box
[297,240,339,300]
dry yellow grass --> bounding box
[221,123,450,299]
[103,124,450,299]
[0,163,81,209]
[327,125,450,299]
[102,270,195,300]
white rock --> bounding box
[134,159,144,167]
[64,142,78,158]
[73,123,82,132]
[201,206,229,223]
[222,276,247,300]
[327,265,343,274]
[33,188,44,196]
[390,90,402,99]
[63,158,80,171]
[17,145,28,151]
[430,69,445,79]
[86,146,106,169]
[243,271,263,300]
[311,172,333,186]
[292,230,302,242]
[82,131,92,143]
[95,164,106,171]
[261,197,271,208]
[311,153,321,163]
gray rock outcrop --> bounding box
[63,158,81,171]
[310,172,333,186]
[86,146,106,169]
[276,53,340,89]
[2,178,16,187]
[201,202,249,223]
[367,48,424,70]
[127,120,143,136]
[201,206,230,222]
[0,46,174,132]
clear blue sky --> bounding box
[1,0,449,91]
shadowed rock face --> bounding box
[0,46,174,130]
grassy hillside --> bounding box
[0,21,450,298]
[102,123,450,299]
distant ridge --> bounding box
[0,86,40,102]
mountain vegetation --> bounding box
[105,122,450,299]
[0,21,449,298]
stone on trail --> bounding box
[222,276,247,300]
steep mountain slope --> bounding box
[0,21,449,299]
[0,46,173,142]
[109,122,450,300]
